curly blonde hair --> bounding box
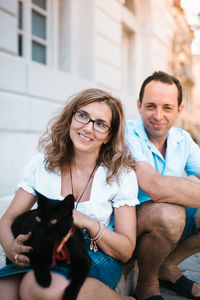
[38,88,135,183]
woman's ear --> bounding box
[103,133,112,144]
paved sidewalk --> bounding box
[161,253,200,299]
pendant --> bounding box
[89,240,98,252]
[89,240,94,251]
[93,243,98,253]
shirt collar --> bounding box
[134,115,149,142]
[167,126,184,148]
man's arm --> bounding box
[135,161,200,208]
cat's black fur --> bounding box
[6,191,91,300]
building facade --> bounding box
[0,0,194,203]
[171,1,194,133]
[191,54,200,143]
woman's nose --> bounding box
[83,120,94,131]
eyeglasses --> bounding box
[73,110,112,134]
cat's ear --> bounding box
[34,190,48,206]
[61,194,75,212]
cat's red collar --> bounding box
[57,225,74,253]
[52,226,75,267]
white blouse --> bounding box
[17,153,139,227]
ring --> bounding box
[14,254,18,261]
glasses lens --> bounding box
[74,110,110,134]
[75,111,89,124]
[94,121,109,133]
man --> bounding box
[126,71,200,300]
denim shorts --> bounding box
[181,206,198,240]
[0,217,122,289]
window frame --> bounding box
[18,0,24,56]
[17,0,58,67]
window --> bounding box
[121,1,137,96]
[17,0,49,65]
[18,0,23,56]
[122,28,134,95]
[31,0,47,64]
[124,0,135,14]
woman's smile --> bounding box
[78,133,93,142]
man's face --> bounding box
[137,80,183,143]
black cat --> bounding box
[6,191,91,300]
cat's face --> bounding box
[34,191,74,243]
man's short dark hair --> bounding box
[139,71,182,106]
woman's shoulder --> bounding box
[118,167,137,183]
[98,164,137,185]
[22,152,45,173]
[17,153,46,194]
[27,152,45,165]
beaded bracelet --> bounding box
[89,221,105,253]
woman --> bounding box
[0,88,138,300]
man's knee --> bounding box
[195,208,200,231]
[137,202,186,243]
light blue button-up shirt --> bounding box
[126,116,200,203]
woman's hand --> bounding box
[73,209,99,237]
[73,206,137,262]
[7,232,32,268]
[73,209,93,229]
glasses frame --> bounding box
[73,110,112,134]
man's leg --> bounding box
[159,207,200,298]
[135,201,186,300]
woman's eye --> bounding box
[78,112,88,119]
[35,216,41,222]
[50,219,57,225]
[95,121,107,128]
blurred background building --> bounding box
[0,0,199,204]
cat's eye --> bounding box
[35,216,41,222]
[50,219,57,225]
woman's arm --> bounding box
[73,205,137,263]
[0,188,36,267]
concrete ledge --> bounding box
[0,194,12,268]
[115,258,138,295]
[0,246,5,268]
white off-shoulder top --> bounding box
[17,153,139,226]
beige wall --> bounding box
[0,0,191,201]
[191,55,200,142]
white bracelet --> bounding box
[89,221,105,252]
[92,221,104,241]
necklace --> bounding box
[69,164,97,209]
